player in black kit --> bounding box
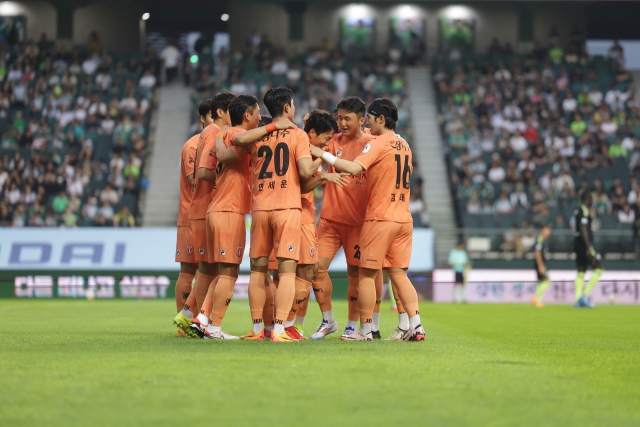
[573,192,603,308]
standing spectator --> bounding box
[449,242,471,303]
[161,41,181,84]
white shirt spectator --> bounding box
[488,165,506,183]
[160,45,181,68]
[229,80,247,94]
[99,203,114,220]
[7,187,21,204]
[82,57,98,75]
[494,198,513,213]
[96,72,112,91]
[334,70,349,96]
[84,198,98,218]
[510,134,528,152]
[120,96,137,112]
[74,107,87,122]
[139,73,157,89]
[553,173,575,192]
[627,189,640,204]
[67,177,83,197]
[600,120,618,135]
[503,104,522,120]
[494,68,512,81]
[618,208,635,223]
[59,109,76,127]
[88,100,107,117]
[562,97,578,112]
[621,136,636,151]
[605,89,629,108]
[7,67,23,82]
[517,159,535,172]
[270,58,288,75]
[539,174,552,191]
[511,191,529,207]
[589,90,603,106]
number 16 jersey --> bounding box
[249,127,311,212]
[354,132,413,223]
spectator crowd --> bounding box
[0,36,156,227]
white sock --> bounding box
[398,311,409,330]
[252,322,262,334]
[196,313,209,325]
[409,314,421,330]
[322,310,334,323]
[295,316,305,326]
[182,309,193,320]
[274,324,285,335]
[360,322,372,335]
[346,319,357,330]
[372,312,380,331]
[265,325,274,331]
[285,320,294,327]
[206,324,221,333]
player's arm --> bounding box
[309,144,364,176]
[301,172,350,194]
[198,167,216,185]
[297,157,324,179]
[215,126,239,164]
[234,119,296,146]
[535,248,545,274]
[187,173,194,186]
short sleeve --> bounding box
[354,141,383,170]
[199,137,218,170]
[295,130,311,161]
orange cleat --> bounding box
[271,330,296,342]
[240,329,265,341]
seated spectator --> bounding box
[467,193,480,214]
[52,191,69,214]
[139,69,157,89]
[503,225,519,252]
[99,200,114,221]
[609,138,627,158]
[494,192,513,214]
[618,204,635,223]
[570,113,587,138]
[510,129,528,152]
[554,214,567,229]
[84,197,98,218]
[100,184,119,205]
[114,205,135,227]
[487,159,506,183]
[63,206,77,227]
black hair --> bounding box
[304,109,338,135]
[228,94,259,127]
[210,91,236,120]
[198,99,212,118]
[259,116,272,127]
[333,106,339,114]
[367,97,398,130]
[263,87,293,118]
[581,191,592,202]
[336,96,366,118]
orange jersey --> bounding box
[188,123,220,221]
[250,127,311,212]
[301,166,323,224]
[177,134,199,226]
[354,132,413,223]
[207,127,253,214]
[320,132,373,226]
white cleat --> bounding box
[309,319,339,340]
[339,326,356,340]
[384,327,407,341]
[204,330,240,340]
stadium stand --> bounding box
[0,42,156,227]
[189,41,428,227]
[434,41,640,256]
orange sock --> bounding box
[263,279,275,328]
[389,273,419,317]
[312,270,332,312]
[182,286,197,315]
[287,277,311,321]
[297,281,311,317]
[199,276,220,318]
[347,276,359,321]
[248,271,267,324]
[210,275,236,326]
[275,272,296,325]
[175,273,194,313]
[194,273,216,314]
[391,280,406,312]
[374,271,383,314]
[358,275,376,325]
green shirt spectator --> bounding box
[114,206,135,227]
[123,163,140,180]
[570,116,587,137]
[52,191,69,213]
[448,246,469,273]
[609,140,628,158]
[549,47,564,64]
[63,207,77,227]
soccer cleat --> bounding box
[293,324,308,339]
[384,327,407,341]
[530,296,544,308]
[271,330,297,342]
[176,328,188,337]
[241,329,265,341]
[189,318,207,338]
[341,330,373,341]
[574,297,586,308]
[339,326,356,340]
[264,330,272,340]
[582,296,596,309]
[310,319,339,340]
[372,330,381,339]
[285,326,304,340]
[204,330,239,340]
[173,311,197,337]
[400,325,426,342]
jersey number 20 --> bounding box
[258,143,290,179]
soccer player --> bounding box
[173,92,234,335]
[310,97,425,341]
[531,223,552,308]
[573,192,603,308]
[449,242,470,303]
[236,87,323,342]
[309,96,376,340]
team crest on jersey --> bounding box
[236,246,243,257]
[220,249,226,256]
[186,245,194,256]
[336,150,342,156]
[199,248,204,255]
[309,246,316,258]
[176,250,180,256]
[288,245,294,252]
[362,144,371,153]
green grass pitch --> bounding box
[1,299,639,426]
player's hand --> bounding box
[538,267,545,276]
[219,125,231,133]
[275,119,296,130]
[586,248,593,260]
[322,173,350,188]
[309,144,327,159]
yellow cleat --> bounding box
[530,296,545,308]
[176,328,189,337]
[271,330,297,342]
[241,329,265,341]
[173,311,197,337]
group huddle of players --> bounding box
[171,88,424,342]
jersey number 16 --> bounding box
[395,154,410,190]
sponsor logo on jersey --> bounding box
[220,249,226,256]
[199,248,205,255]
[186,245,194,256]
[236,246,243,257]
[176,250,180,255]
[362,144,371,153]
[288,245,294,252]
[336,150,342,156]
[309,246,316,258]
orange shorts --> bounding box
[175,225,196,263]
[206,211,246,264]
[317,217,362,265]
[358,220,413,270]
[250,209,301,261]
[299,222,318,265]
[268,251,278,270]
[190,218,208,262]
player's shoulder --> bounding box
[184,134,199,150]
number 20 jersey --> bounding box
[249,127,312,212]
[353,132,413,223]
